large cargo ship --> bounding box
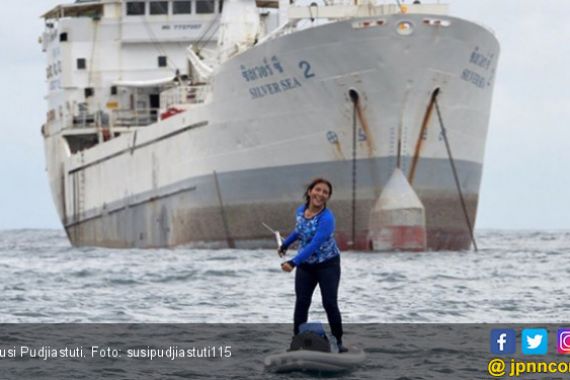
[40,0,499,250]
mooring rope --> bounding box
[433,90,478,252]
[349,90,359,249]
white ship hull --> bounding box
[43,10,499,250]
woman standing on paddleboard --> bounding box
[279,178,346,352]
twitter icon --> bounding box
[522,328,548,355]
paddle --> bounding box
[261,222,285,257]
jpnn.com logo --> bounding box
[490,329,516,355]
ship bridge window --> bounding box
[150,1,169,15]
[60,32,68,42]
[126,2,146,16]
[77,58,87,70]
[173,1,192,14]
[196,0,215,14]
[158,56,167,67]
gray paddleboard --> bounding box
[264,345,366,373]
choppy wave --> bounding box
[0,229,569,323]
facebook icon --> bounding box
[491,329,516,354]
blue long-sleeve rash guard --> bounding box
[282,205,340,266]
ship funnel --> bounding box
[368,168,427,252]
[218,0,260,60]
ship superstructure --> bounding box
[40,0,499,250]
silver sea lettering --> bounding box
[249,77,302,99]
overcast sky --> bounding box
[0,0,569,230]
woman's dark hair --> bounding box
[304,178,333,208]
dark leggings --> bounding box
[294,255,343,344]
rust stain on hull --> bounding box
[354,101,376,157]
[333,141,346,160]
[409,88,439,184]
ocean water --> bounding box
[1,229,569,324]
[1,229,569,379]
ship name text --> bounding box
[461,69,487,89]
[462,46,495,89]
[469,46,494,70]
[249,77,302,99]
[46,61,62,79]
[244,58,317,99]
[161,24,202,31]
[241,56,284,82]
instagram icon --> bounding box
[558,329,570,354]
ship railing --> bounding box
[68,109,158,130]
[257,19,299,44]
[71,110,109,128]
[111,108,159,128]
[160,85,210,109]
